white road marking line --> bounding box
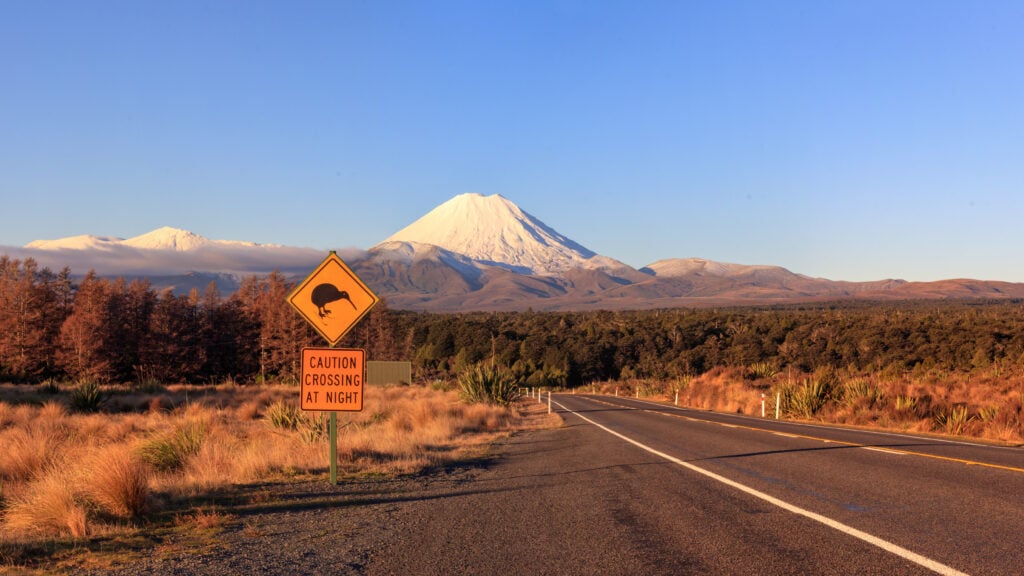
[556,400,970,576]
[862,447,906,455]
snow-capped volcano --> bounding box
[379,193,625,275]
[122,226,214,251]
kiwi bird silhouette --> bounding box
[311,283,355,319]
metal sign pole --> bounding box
[329,342,338,485]
[330,411,338,484]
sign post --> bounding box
[287,251,379,484]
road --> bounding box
[529,393,1024,576]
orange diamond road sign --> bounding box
[301,347,364,411]
[287,252,379,346]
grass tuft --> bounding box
[457,363,521,406]
[82,446,152,518]
[265,400,303,431]
[934,405,975,435]
[4,468,89,538]
[69,380,106,413]
[138,420,205,472]
[782,376,833,418]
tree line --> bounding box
[4,256,1024,387]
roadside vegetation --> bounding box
[586,363,1023,444]
[0,381,552,569]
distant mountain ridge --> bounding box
[26,226,270,252]
[12,195,1024,311]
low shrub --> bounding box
[779,371,838,419]
[69,380,106,413]
[38,379,61,395]
[934,405,975,435]
[842,378,884,409]
[266,400,303,431]
[139,421,205,472]
[457,363,521,406]
[748,362,778,380]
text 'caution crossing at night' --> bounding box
[301,348,365,412]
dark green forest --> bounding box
[3,256,1024,387]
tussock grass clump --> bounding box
[842,378,884,409]
[748,362,778,380]
[38,379,61,395]
[81,446,151,518]
[336,386,516,474]
[5,407,70,467]
[0,424,65,482]
[266,400,303,430]
[4,468,89,538]
[894,395,918,415]
[458,364,521,406]
[69,380,106,413]
[0,401,14,428]
[934,405,976,436]
[783,377,833,418]
[139,421,205,472]
[265,401,326,444]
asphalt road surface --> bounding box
[369,394,1023,576]
[88,394,1024,575]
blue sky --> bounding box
[2,1,1022,282]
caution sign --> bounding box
[287,252,379,346]
[301,348,365,411]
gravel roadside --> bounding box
[80,462,494,575]
[70,403,685,576]
[63,403,559,576]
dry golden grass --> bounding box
[78,445,151,518]
[599,365,1023,444]
[0,382,544,555]
[4,467,89,538]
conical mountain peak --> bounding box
[123,227,211,251]
[379,193,614,275]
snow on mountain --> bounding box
[643,258,801,278]
[25,234,124,250]
[27,226,269,252]
[17,227,323,282]
[379,192,625,275]
[370,239,478,269]
[122,226,214,251]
